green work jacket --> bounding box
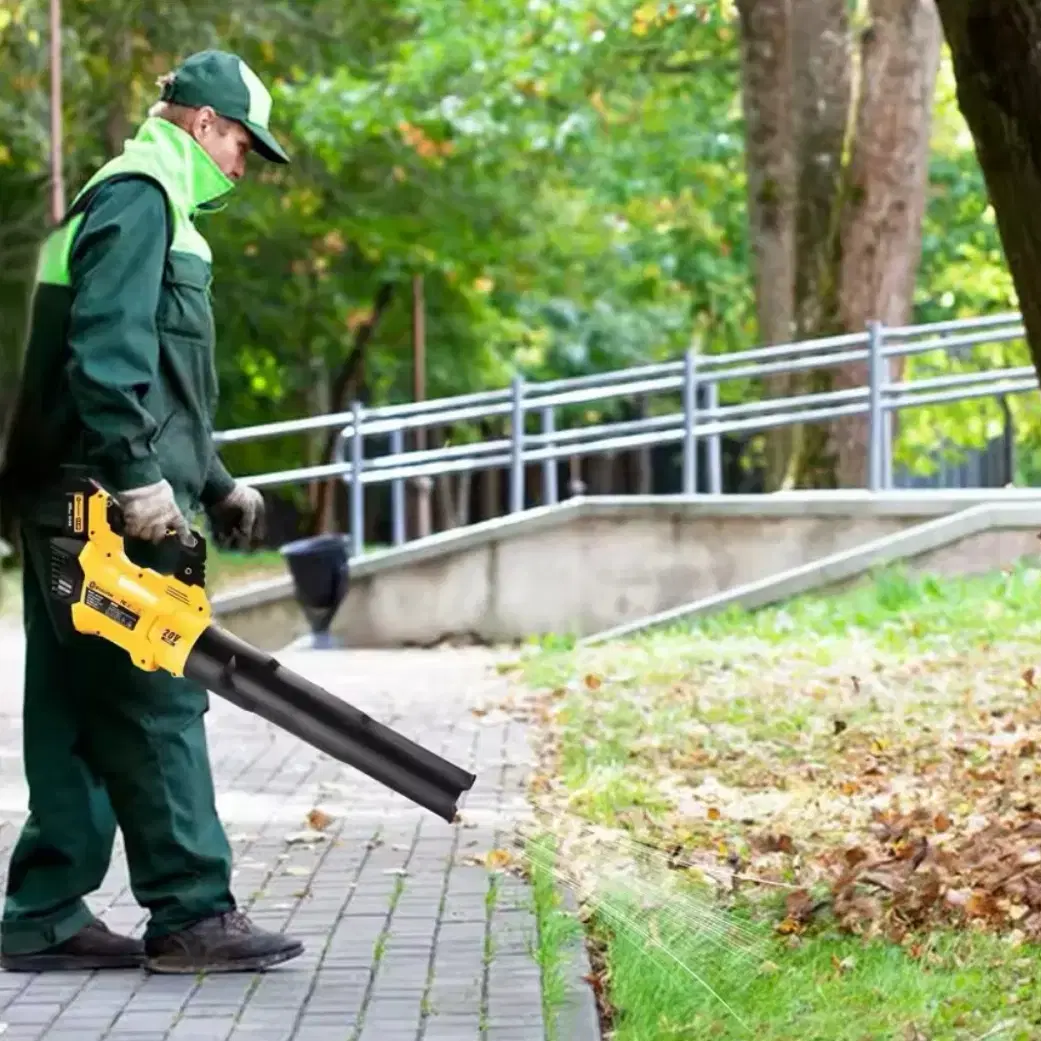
[0,116,238,521]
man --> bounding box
[0,50,304,974]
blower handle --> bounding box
[91,479,209,590]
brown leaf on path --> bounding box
[583,674,602,691]
[484,848,513,870]
[306,809,334,832]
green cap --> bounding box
[161,49,290,164]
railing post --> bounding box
[540,407,558,506]
[883,403,894,489]
[390,426,406,546]
[350,399,365,556]
[882,322,894,489]
[335,424,350,538]
[682,348,698,494]
[510,376,525,512]
[867,320,884,492]
[705,380,723,494]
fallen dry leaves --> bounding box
[460,847,519,872]
[307,808,335,832]
[512,629,1041,944]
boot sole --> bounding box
[1,952,144,972]
[145,942,304,975]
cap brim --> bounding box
[244,121,290,164]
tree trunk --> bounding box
[454,472,473,526]
[736,0,941,488]
[735,0,798,490]
[934,0,1041,379]
[830,0,942,485]
[792,0,853,337]
[787,0,855,488]
[310,282,395,536]
[480,466,500,522]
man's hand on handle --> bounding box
[115,479,192,543]
[207,482,265,550]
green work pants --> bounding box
[0,529,236,954]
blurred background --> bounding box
[0,0,1031,546]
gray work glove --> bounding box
[116,479,191,543]
[207,481,265,550]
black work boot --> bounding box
[1,919,145,972]
[144,911,304,974]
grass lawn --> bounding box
[512,562,1041,1041]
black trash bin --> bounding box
[279,533,351,649]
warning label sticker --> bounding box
[85,585,140,630]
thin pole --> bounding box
[49,0,65,224]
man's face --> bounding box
[191,108,252,181]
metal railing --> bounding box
[213,312,1035,555]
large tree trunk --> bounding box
[736,0,941,488]
[788,0,854,487]
[830,0,942,485]
[934,0,1041,379]
[736,0,798,490]
[792,0,853,337]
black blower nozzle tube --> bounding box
[184,626,477,823]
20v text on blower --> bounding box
[44,471,476,823]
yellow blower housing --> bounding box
[57,484,212,676]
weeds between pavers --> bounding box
[513,561,1041,1040]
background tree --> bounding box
[931,1,1041,377]
[736,0,943,488]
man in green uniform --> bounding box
[0,50,304,974]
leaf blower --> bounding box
[43,470,477,824]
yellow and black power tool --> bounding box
[45,470,476,823]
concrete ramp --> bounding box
[584,501,1041,644]
[211,493,1041,649]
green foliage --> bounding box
[0,0,1031,505]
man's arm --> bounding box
[201,452,236,507]
[66,177,169,492]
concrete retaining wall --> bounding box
[211,491,1041,649]
[585,501,1041,643]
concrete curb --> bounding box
[581,500,1041,645]
[550,886,603,1041]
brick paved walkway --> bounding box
[0,629,582,1041]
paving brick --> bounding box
[0,640,585,1040]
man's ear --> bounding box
[191,105,219,137]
